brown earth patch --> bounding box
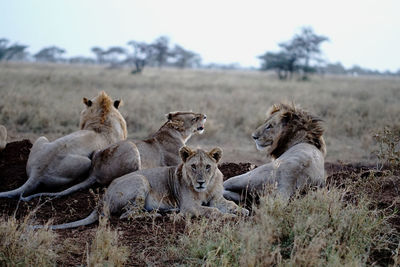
[219,162,257,181]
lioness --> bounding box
[21,111,206,201]
[0,91,127,199]
[223,103,326,202]
[0,125,6,151]
[40,146,249,229]
[135,111,207,169]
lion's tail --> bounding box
[33,210,99,230]
[21,176,97,202]
[0,175,40,199]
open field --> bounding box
[1,62,400,266]
[1,62,400,163]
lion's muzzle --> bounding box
[197,116,206,134]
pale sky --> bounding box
[1,0,400,71]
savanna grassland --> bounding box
[1,62,400,163]
[1,62,400,266]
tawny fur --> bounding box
[38,146,249,230]
[0,125,6,151]
[224,102,326,202]
[0,91,127,199]
[22,140,141,201]
[21,111,206,201]
[134,111,207,169]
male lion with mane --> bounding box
[35,146,249,229]
[223,103,326,202]
[21,111,206,201]
[0,91,127,199]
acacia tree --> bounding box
[102,46,126,66]
[280,27,328,79]
[170,45,201,68]
[0,38,29,61]
[34,46,66,62]
[259,27,328,80]
[126,40,153,74]
[150,36,170,67]
[91,47,105,64]
[258,51,296,80]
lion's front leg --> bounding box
[180,205,227,218]
[211,196,249,216]
[223,163,276,196]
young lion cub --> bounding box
[39,146,249,229]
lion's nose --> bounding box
[252,134,259,140]
[198,181,205,186]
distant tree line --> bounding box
[90,36,202,73]
[0,36,202,73]
[1,33,399,76]
[320,62,400,77]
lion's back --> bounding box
[277,143,325,189]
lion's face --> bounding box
[179,146,222,193]
[167,112,207,135]
[251,103,326,159]
[252,111,284,151]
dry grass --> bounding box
[0,213,128,266]
[86,216,129,267]
[173,188,394,266]
[374,125,400,169]
[1,62,400,162]
[0,215,58,266]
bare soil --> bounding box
[0,140,399,265]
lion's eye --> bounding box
[191,117,197,122]
[206,164,211,170]
[191,164,196,170]
[265,124,272,130]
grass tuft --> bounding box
[0,215,58,266]
[86,216,129,267]
[174,188,393,266]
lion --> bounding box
[134,111,207,169]
[37,146,249,230]
[21,140,141,201]
[0,91,128,199]
[21,111,206,201]
[223,103,326,202]
[0,125,6,151]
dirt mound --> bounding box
[219,162,256,180]
[0,139,32,191]
[0,140,399,265]
[326,161,400,235]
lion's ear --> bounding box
[180,146,194,162]
[165,113,173,121]
[208,147,222,163]
[114,99,122,109]
[83,97,92,107]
